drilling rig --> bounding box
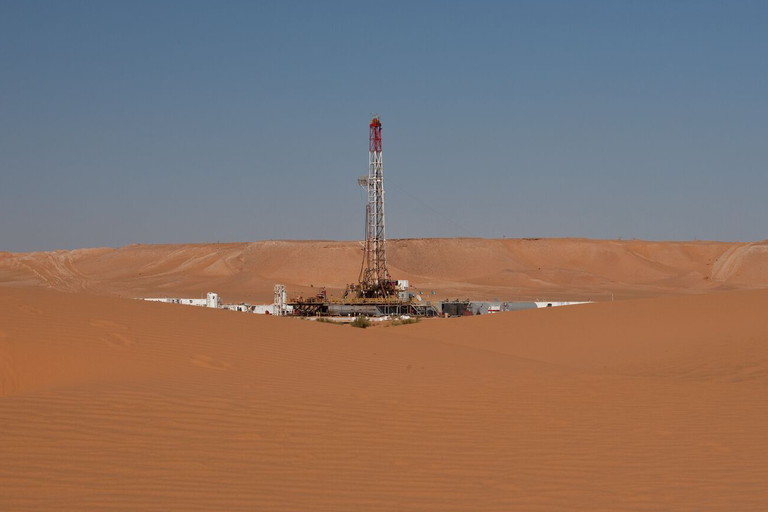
[347,115,396,299]
[288,116,438,317]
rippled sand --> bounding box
[1,287,766,510]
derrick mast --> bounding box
[356,115,394,298]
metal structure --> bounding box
[273,284,287,316]
[288,115,437,317]
[290,295,439,318]
[353,115,395,298]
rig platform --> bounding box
[288,289,439,317]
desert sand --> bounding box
[1,238,767,510]
[1,238,768,304]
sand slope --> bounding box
[2,238,768,303]
[1,287,766,511]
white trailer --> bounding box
[143,293,220,308]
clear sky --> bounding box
[1,0,766,252]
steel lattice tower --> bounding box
[357,115,393,297]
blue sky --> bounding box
[1,0,766,251]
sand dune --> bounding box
[2,238,768,303]
[1,286,766,511]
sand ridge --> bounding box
[2,238,768,303]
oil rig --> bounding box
[140,116,590,318]
[288,116,438,317]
